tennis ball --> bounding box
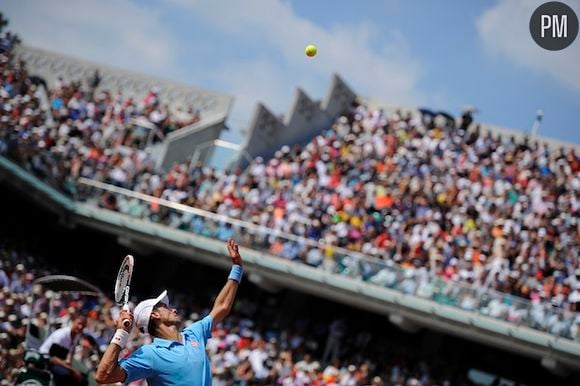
[305,44,317,57]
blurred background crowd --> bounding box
[1,240,488,386]
[0,12,578,385]
[1,25,578,339]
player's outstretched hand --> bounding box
[117,309,134,332]
[227,239,243,267]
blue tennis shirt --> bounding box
[120,315,213,386]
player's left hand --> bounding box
[227,239,243,266]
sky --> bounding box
[2,0,580,144]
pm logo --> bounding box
[530,1,578,50]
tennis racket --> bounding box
[114,255,134,328]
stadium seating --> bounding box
[0,28,579,346]
[2,241,484,386]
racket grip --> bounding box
[122,304,132,328]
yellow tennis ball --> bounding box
[305,44,317,57]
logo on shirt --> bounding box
[191,341,199,347]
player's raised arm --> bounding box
[210,239,243,325]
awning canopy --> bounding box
[33,275,103,296]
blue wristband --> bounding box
[228,265,243,282]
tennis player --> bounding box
[95,239,244,386]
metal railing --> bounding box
[76,178,579,341]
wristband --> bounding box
[228,265,243,282]
[111,329,129,348]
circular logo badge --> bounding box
[530,1,578,50]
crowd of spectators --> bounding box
[0,28,199,194]
[83,109,580,338]
[0,242,111,385]
[81,110,580,337]
[0,28,579,340]
[1,241,488,386]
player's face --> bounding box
[155,303,182,324]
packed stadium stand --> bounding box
[1,22,579,386]
[0,203,575,386]
[0,235,486,386]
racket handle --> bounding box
[122,304,132,328]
